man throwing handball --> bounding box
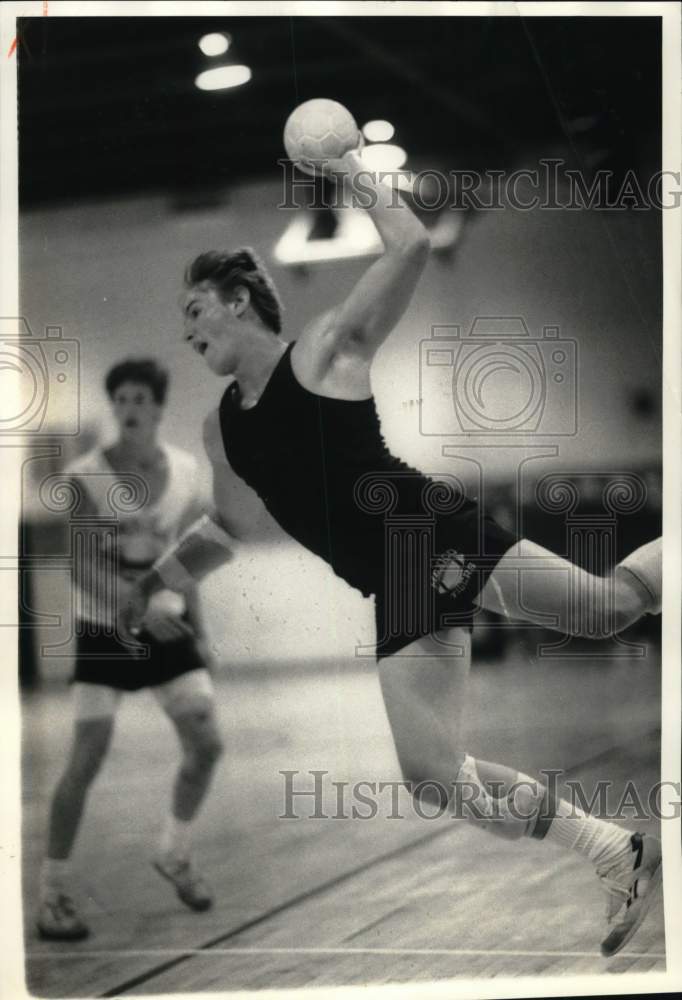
[122,122,662,957]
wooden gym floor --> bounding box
[21,636,665,996]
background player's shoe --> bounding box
[36,892,90,941]
[598,832,662,957]
[153,852,213,911]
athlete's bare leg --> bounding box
[378,625,662,956]
[153,687,223,912]
[475,538,660,634]
[377,628,471,804]
[378,629,536,820]
[37,713,116,940]
[46,716,115,860]
[167,702,224,823]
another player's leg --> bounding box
[378,629,661,957]
[153,670,223,911]
[37,685,120,941]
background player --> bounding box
[37,358,224,941]
[123,145,662,958]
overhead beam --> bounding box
[313,16,501,141]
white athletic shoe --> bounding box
[598,832,662,957]
[153,852,213,912]
[36,892,89,941]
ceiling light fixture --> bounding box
[198,33,231,57]
[362,120,395,143]
[360,143,407,172]
[195,65,252,91]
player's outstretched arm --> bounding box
[302,151,430,365]
[118,413,272,640]
[117,510,237,640]
[119,418,230,638]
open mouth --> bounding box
[125,418,138,428]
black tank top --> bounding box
[219,343,474,598]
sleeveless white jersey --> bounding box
[66,443,202,626]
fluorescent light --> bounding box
[195,65,251,91]
[198,33,231,57]
[274,209,383,265]
[362,119,395,142]
[360,143,407,172]
[382,171,414,191]
[274,205,460,267]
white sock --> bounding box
[545,799,632,867]
[40,858,72,898]
[159,815,194,860]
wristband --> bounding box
[152,514,235,591]
[154,553,199,593]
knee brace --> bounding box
[617,538,661,616]
[454,754,546,840]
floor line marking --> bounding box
[28,728,663,995]
[29,947,667,960]
[98,826,455,997]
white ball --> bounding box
[148,589,186,618]
[284,98,359,174]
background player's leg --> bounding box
[474,538,661,635]
[46,716,116,859]
[167,698,223,823]
[37,684,119,940]
[153,670,223,911]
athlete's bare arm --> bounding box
[118,411,274,638]
[201,410,277,543]
[294,151,429,398]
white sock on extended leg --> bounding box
[40,858,73,899]
[159,815,194,860]
[452,754,632,870]
[545,799,632,866]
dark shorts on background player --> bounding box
[72,625,205,691]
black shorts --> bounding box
[72,624,205,692]
[372,508,518,659]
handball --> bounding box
[284,98,360,174]
[148,589,186,618]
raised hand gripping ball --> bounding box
[284,98,360,175]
